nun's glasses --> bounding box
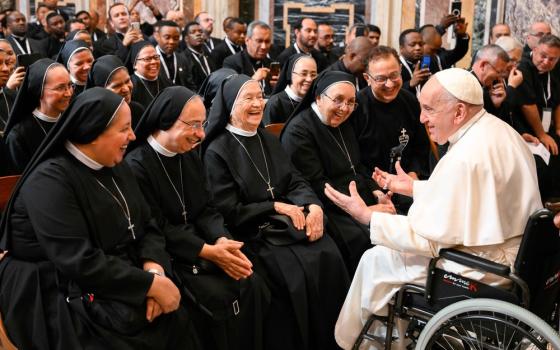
[293,71,318,79]
[322,94,358,110]
[179,119,208,130]
[45,83,74,93]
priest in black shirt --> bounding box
[5,11,46,57]
[263,54,317,125]
[399,29,440,96]
[4,59,72,173]
[223,21,278,96]
[182,21,216,90]
[210,17,246,69]
[0,88,200,349]
[203,74,349,350]
[100,3,144,62]
[125,41,170,109]
[153,20,196,89]
[323,36,372,92]
[280,71,396,273]
[127,86,269,350]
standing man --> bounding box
[195,11,222,54]
[6,11,46,57]
[210,17,246,69]
[76,10,106,43]
[399,29,438,96]
[154,20,196,90]
[367,24,381,47]
[489,23,511,44]
[183,21,215,90]
[223,21,278,95]
[27,4,50,40]
[523,22,552,58]
[101,3,144,62]
[42,0,69,21]
[276,17,329,72]
[316,22,339,65]
[43,12,65,58]
[324,36,372,91]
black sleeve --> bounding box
[438,36,469,68]
[22,164,154,305]
[5,128,32,174]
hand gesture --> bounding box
[252,67,270,81]
[454,19,468,35]
[507,68,523,88]
[324,181,372,225]
[203,240,253,280]
[489,80,506,108]
[123,28,142,47]
[372,161,414,197]
[6,66,25,90]
[410,62,431,88]
[439,14,458,29]
[274,202,305,230]
[305,204,324,241]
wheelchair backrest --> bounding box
[514,208,560,322]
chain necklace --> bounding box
[154,150,187,224]
[138,77,160,99]
[33,116,48,135]
[229,131,275,199]
[94,176,136,239]
[328,127,356,175]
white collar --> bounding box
[226,123,257,137]
[70,74,85,86]
[285,86,303,102]
[311,102,329,125]
[11,34,26,40]
[157,45,174,58]
[148,135,177,157]
[64,141,104,170]
[134,71,158,82]
[33,108,60,122]
[448,109,486,146]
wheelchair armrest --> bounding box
[438,249,510,277]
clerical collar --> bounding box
[134,71,158,82]
[70,74,85,86]
[187,45,204,56]
[226,123,257,137]
[148,135,177,157]
[11,34,25,41]
[33,108,60,122]
[157,45,173,59]
[447,109,485,146]
[311,102,329,125]
[65,141,104,170]
[285,86,303,102]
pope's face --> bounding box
[231,81,265,132]
[419,79,458,145]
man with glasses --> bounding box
[515,34,560,200]
[523,22,552,59]
[352,46,429,212]
[323,36,373,91]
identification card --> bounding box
[542,108,552,133]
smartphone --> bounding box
[545,200,560,213]
[269,62,281,77]
[451,1,462,17]
[131,22,141,30]
[16,53,42,68]
[421,55,431,69]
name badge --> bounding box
[542,107,552,133]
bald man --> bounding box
[327,68,542,349]
[323,36,372,91]
[420,21,470,70]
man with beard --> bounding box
[195,11,222,54]
[323,37,372,91]
[6,11,46,57]
[43,12,66,58]
[276,17,328,72]
[210,18,246,69]
[399,28,439,96]
[153,20,196,89]
[223,21,278,95]
[316,22,339,65]
[183,21,216,90]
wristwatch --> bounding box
[147,269,164,276]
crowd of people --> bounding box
[0,1,558,349]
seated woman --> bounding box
[126,86,269,350]
[4,58,72,173]
[0,88,200,349]
[263,54,317,125]
[280,71,396,274]
[203,74,350,350]
[86,54,145,128]
[56,39,94,98]
[125,41,170,109]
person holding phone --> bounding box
[100,3,145,62]
[398,29,434,95]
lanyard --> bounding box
[543,72,551,108]
[204,39,214,52]
[399,55,420,95]
[188,48,211,76]
[250,61,265,90]
[12,36,31,54]
[157,47,177,84]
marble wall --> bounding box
[505,0,560,42]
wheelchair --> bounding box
[353,208,560,349]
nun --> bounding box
[0,88,201,349]
[126,86,270,350]
[4,58,72,173]
[125,41,170,109]
[198,67,238,114]
[262,54,317,126]
[56,40,94,98]
[66,30,94,52]
[280,71,396,274]
[203,74,350,350]
[86,54,145,128]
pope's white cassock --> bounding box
[334,69,543,349]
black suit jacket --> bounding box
[223,50,273,95]
[436,34,470,69]
[275,45,329,72]
[99,33,148,63]
[323,60,368,91]
[203,37,223,53]
[158,50,197,91]
[210,40,244,69]
[7,35,46,57]
[182,49,216,91]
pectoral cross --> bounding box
[400,128,407,137]
[127,218,136,240]
[266,183,275,199]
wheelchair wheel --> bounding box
[416,299,560,349]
